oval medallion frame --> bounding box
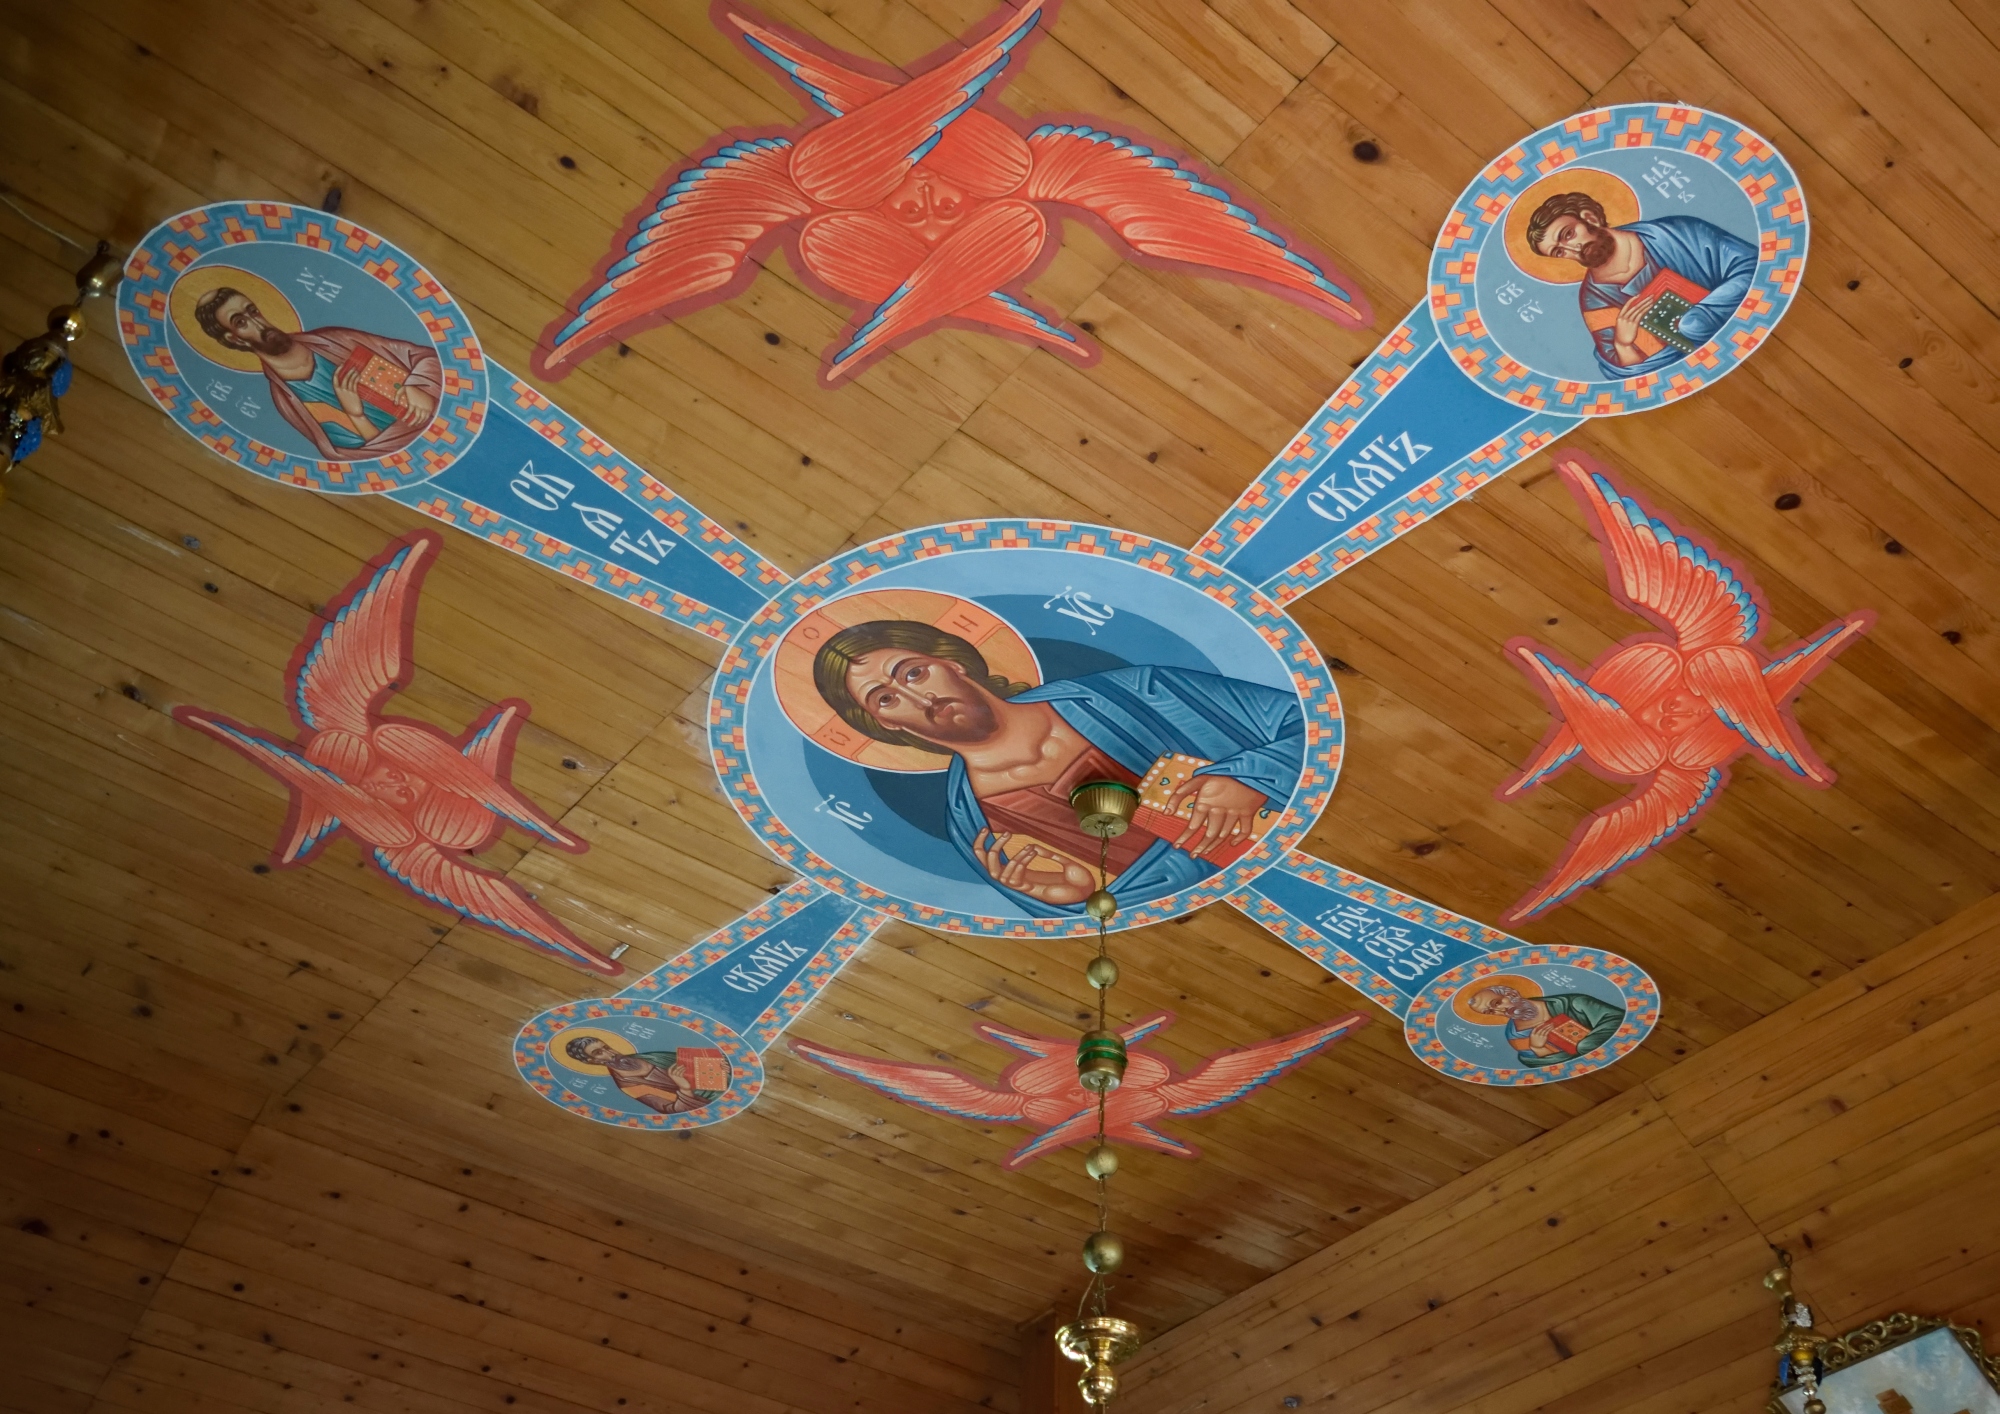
[119,201,489,494]
[513,996,764,1131]
[1429,103,1806,416]
[1404,944,1661,1085]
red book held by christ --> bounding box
[1133,753,1279,869]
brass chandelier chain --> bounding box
[1058,781,1144,1406]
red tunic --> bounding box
[976,747,1158,877]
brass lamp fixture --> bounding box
[1766,1250,1829,1414]
[1,238,121,490]
[1056,780,1144,1407]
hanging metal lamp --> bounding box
[1054,784,1144,1406]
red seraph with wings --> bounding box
[1499,456,1873,922]
[533,0,1368,386]
[789,1010,1367,1168]
[174,531,620,976]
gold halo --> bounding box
[1452,973,1541,1026]
[169,264,302,373]
[550,1026,638,1075]
[774,588,1041,774]
[1501,168,1642,285]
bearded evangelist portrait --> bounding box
[190,283,442,460]
[810,620,1305,916]
[1525,189,1759,378]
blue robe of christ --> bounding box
[944,666,1305,917]
[1578,215,1759,378]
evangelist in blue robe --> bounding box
[1578,215,1758,378]
[945,666,1304,917]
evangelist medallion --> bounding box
[121,203,488,493]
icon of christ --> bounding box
[810,620,1303,914]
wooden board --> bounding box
[1117,893,2000,1414]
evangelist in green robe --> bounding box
[1506,993,1625,1068]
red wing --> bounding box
[373,714,585,850]
[1686,645,1828,783]
[1110,1119,1200,1159]
[542,136,810,370]
[1002,1106,1103,1169]
[1667,712,1743,770]
[1765,615,1871,698]
[825,199,1046,378]
[1560,460,1758,651]
[1512,647,1665,777]
[1502,722,1579,797]
[788,1039,1028,1121]
[1118,1012,1173,1046]
[1505,764,1722,921]
[460,703,518,777]
[787,2,1043,208]
[412,790,494,852]
[725,9,894,117]
[976,1024,1086,1097]
[291,532,437,736]
[972,1021,1062,1058]
[1156,1013,1368,1116]
[177,709,413,850]
[371,841,619,975]
[922,112,1035,200]
[1590,642,1683,706]
[797,210,925,302]
[1024,126,1365,322]
[796,212,1084,359]
[964,292,1090,360]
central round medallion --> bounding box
[709,521,1343,936]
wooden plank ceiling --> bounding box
[1119,895,2000,1414]
[4,0,1998,1410]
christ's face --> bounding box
[1535,209,1617,269]
[208,291,295,356]
[844,650,1000,746]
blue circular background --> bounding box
[709,522,1345,938]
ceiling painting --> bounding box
[117,99,1832,1135]
[1236,853,1659,1085]
[514,878,883,1130]
[1204,105,1805,599]
[1500,456,1875,923]
[533,0,1371,386]
[169,529,617,976]
[787,1009,1371,1168]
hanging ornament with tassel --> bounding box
[1,236,121,491]
[1767,1250,1829,1414]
